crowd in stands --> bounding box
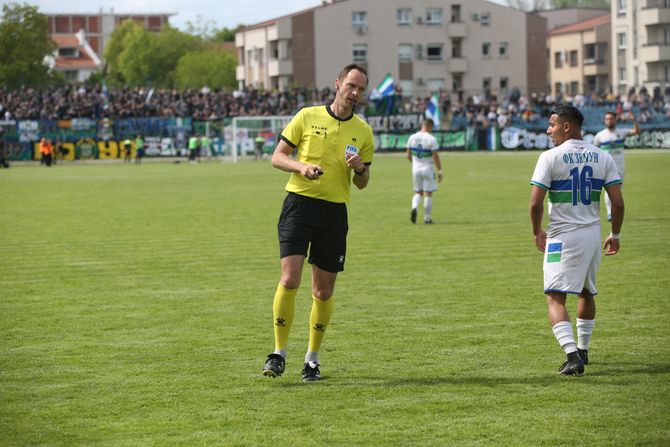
[1,84,669,132]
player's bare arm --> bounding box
[603,183,624,256]
[432,151,443,182]
[529,186,547,252]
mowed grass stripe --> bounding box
[1,152,669,446]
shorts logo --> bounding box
[547,242,562,263]
[338,255,345,265]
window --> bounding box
[618,0,626,15]
[618,67,626,83]
[64,70,78,81]
[59,48,77,57]
[452,74,463,92]
[397,8,411,25]
[426,8,443,25]
[555,82,563,94]
[500,77,508,90]
[570,81,579,96]
[427,44,443,61]
[398,44,413,62]
[480,12,490,26]
[584,44,596,64]
[569,50,578,67]
[482,42,491,57]
[499,42,508,57]
[617,32,627,50]
[452,39,462,58]
[554,52,563,68]
[451,5,461,23]
[663,26,670,45]
[353,44,367,63]
[483,77,491,90]
[352,11,367,26]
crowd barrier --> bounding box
[1,116,669,161]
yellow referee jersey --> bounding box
[280,105,374,203]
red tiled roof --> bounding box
[51,34,79,47]
[51,35,100,69]
[549,13,610,35]
[55,46,99,69]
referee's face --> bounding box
[336,70,368,109]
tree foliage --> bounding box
[174,49,237,89]
[0,2,56,89]
[105,21,238,88]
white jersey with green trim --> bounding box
[530,139,621,237]
[593,128,627,169]
[407,131,438,171]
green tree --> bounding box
[213,24,245,43]
[174,49,237,89]
[116,24,202,87]
[0,3,55,89]
[104,19,143,86]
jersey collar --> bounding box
[326,104,354,122]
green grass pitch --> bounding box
[1,151,669,445]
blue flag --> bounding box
[425,94,441,129]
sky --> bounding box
[21,0,508,31]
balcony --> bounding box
[268,59,293,77]
[639,5,670,24]
[447,22,467,38]
[449,57,468,73]
[640,43,670,62]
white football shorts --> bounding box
[413,166,438,193]
[543,225,602,295]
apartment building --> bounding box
[611,0,670,93]
[235,0,547,97]
[548,13,611,97]
[46,9,173,59]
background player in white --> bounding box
[407,119,443,224]
[593,111,639,220]
[529,104,624,376]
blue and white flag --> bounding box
[425,94,441,129]
[370,73,395,100]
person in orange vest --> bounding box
[39,138,53,167]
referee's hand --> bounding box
[301,164,324,180]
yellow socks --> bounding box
[306,295,333,361]
[272,284,297,355]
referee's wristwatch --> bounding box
[354,167,365,175]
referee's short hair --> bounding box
[338,64,368,85]
[551,103,584,127]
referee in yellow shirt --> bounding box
[263,64,374,382]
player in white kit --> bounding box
[529,104,624,376]
[592,111,639,220]
[407,119,443,224]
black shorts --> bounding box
[278,192,348,273]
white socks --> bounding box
[412,193,421,210]
[552,321,578,354]
[423,196,432,220]
[274,349,286,359]
[576,318,595,350]
[304,351,319,364]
